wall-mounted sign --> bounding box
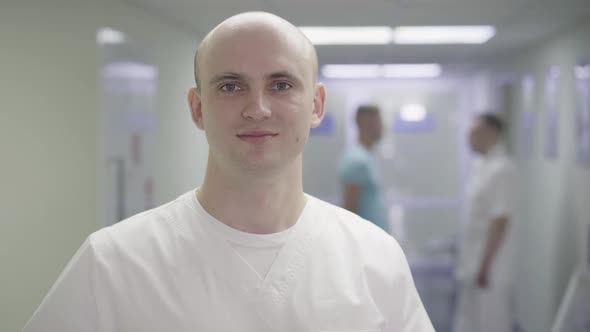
[520,75,536,160]
[576,61,590,166]
[544,66,560,160]
[520,111,536,160]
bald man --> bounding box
[22,12,433,332]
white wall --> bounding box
[478,19,590,332]
[0,1,206,331]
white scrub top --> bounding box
[23,191,433,332]
[457,144,517,285]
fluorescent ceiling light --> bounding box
[383,64,441,78]
[299,25,495,45]
[97,27,126,44]
[400,104,427,122]
[392,26,495,44]
[298,26,393,45]
[321,64,442,79]
[322,64,382,79]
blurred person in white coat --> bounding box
[454,113,517,332]
[22,12,433,332]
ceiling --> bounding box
[123,0,590,75]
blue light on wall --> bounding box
[311,112,334,136]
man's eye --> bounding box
[272,82,292,91]
[221,84,241,92]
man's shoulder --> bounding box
[88,192,193,255]
[339,144,369,163]
[308,196,410,289]
[489,155,517,178]
[309,196,404,258]
[337,146,371,180]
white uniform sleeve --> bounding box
[489,164,517,220]
[384,247,435,332]
[22,237,100,332]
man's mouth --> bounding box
[237,130,278,143]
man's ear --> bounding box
[310,82,327,128]
[188,87,205,130]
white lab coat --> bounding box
[455,144,517,332]
[23,190,433,332]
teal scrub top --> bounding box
[337,144,389,232]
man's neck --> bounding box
[196,158,307,234]
[482,141,501,156]
[359,136,374,150]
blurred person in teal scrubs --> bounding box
[338,105,389,233]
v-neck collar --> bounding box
[181,190,321,299]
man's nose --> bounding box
[241,90,271,121]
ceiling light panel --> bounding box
[321,64,442,79]
[298,26,394,45]
[392,26,496,44]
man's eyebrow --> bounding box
[208,72,243,86]
[267,71,303,85]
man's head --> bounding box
[468,112,504,154]
[356,105,383,148]
[194,13,318,89]
[187,12,326,175]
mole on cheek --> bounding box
[296,137,300,143]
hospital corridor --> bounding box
[2,0,590,331]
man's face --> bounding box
[359,112,383,144]
[468,118,487,154]
[369,112,383,142]
[190,21,325,174]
